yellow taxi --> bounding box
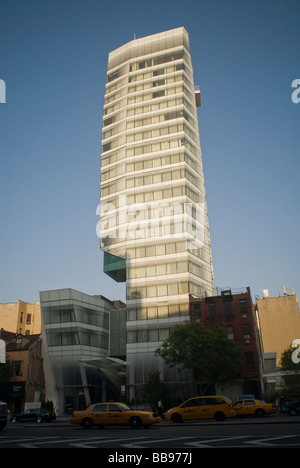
[70,402,160,428]
[165,396,236,422]
[234,398,278,417]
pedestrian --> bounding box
[157,400,163,417]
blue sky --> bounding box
[0,0,299,304]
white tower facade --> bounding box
[100,27,214,399]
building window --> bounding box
[239,299,248,314]
[26,314,31,324]
[15,338,22,349]
[208,303,216,318]
[245,352,255,370]
[226,326,235,340]
[224,301,232,317]
[13,361,22,376]
[242,324,251,339]
[193,303,201,320]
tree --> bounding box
[280,344,300,393]
[156,321,243,394]
[142,370,167,407]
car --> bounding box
[11,407,56,423]
[70,402,160,428]
[0,401,9,431]
[164,396,236,422]
[234,398,277,417]
[284,398,300,416]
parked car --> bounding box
[164,396,236,422]
[234,398,277,417]
[284,398,300,416]
[70,402,160,428]
[0,401,9,431]
[11,408,56,423]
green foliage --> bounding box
[280,344,300,391]
[156,321,243,394]
[41,400,54,412]
[142,370,167,406]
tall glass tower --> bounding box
[99,27,214,399]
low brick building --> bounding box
[189,287,264,399]
[0,330,45,413]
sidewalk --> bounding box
[51,413,300,426]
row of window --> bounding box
[126,96,195,118]
[104,95,185,120]
[127,260,211,281]
[128,62,191,83]
[126,280,207,301]
[101,181,202,206]
[105,63,187,97]
[226,324,252,340]
[125,137,197,159]
[101,150,200,185]
[127,302,189,321]
[107,49,188,84]
[125,168,200,189]
[43,306,109,328]
[128,50,190,73]
[126,240,211,263]
[105,72,187,106]
[46,331,109,349]
[103,84,184,116]
[127,328,170,343]
[127,84,196,106]
[124,152,201,176]
[102,121,190,153]
[126,122,185,144]
[127,109,193,130]
[128,73,183,94]
[192,299,249,318]
[19,312,32,324]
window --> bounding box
[208,303,216,318]
[148,329,159,342]
[224,301,233,317]
[226,326,235,340]
[193,303,201,319]
[239,299,248,314]
[15,338,22,349]
[93,404,107,412]
[244,400,256,406]
[245,352,255,370]
[26,314,31,324]
[242,324,251,338]
[109,404,121,412]
[152,90,165,99]
[13,361,22,376]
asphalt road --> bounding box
[0,415,299,451]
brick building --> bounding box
[0,330,45,414]
[189,287,264,400]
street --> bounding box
[0,415,299,451]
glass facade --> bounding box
[100,27,214,399]
[40,289,126,414]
